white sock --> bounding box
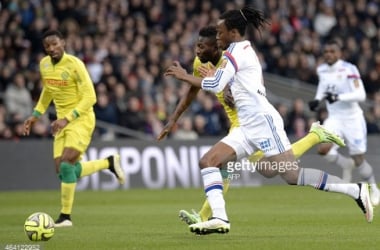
[357,160,376,184]
[324,152,355,170]
[201,167,228,221]
[297,168,359,199]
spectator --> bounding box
[286,98,309,135]
[4,72,33,124]
[0,0,379,139]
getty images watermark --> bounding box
[226,158,299,180]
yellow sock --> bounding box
[291,133,319,159]
[199,178,230,221]
[61,182,76,214]
[79,159,109,177]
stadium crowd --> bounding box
[0,0,380,140]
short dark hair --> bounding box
[42,29,64,39]
[325,39,342,50]
[199,26,217,38]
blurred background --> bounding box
[0,0,380,141]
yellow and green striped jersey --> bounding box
[35,52,96,120]
[192,56,239,130]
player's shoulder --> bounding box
[340,60,359,71]
[63,53,84,65]
[316,63,329,73]
[40,55,50,65]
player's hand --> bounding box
[223,85,235,109]
[198,63,216,78]
[51,118,69,136]
[164,61,187,80]
[156,119,176,141]
[308,100,319,112]
[23,116,38,136]
[325,92,339,103]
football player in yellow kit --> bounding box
[157,26,345,225]
[23,30,125,227]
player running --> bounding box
[23,30,125,227]
[309,39,380,205]
[159,26,364,229]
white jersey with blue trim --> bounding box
[315,59,366,119]
[201,40,274,126]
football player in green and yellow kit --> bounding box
[23,30,125,227]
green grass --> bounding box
[0,186,379,250]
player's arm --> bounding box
[24,85,53,136]
[64,59,96,122]
[165,61,203,87]
[337,79,365,102]
[337,66,366,102]
[157,85,200,140]
[202,52,235,93]
[324,66,366,104]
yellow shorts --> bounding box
[53,112,95,159]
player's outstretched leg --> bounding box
[107,154,125,185]
[179,209,201,225]
[189,217,230,235]
[298,168,373,223]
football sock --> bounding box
[201,167,228,221]
[78,159,109,177]
[61,182,76,214]
[59,162,77,215]
[297,168,359,199]
[199,177,230,222]
[357,160,376,184]
[324,151,355,170]
[289,132,319,158]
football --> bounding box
[24,212,55,241]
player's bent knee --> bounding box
[59,162,77,183]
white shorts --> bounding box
[221,112,291,159]
[221,127,247,160]
[323,115,367,155]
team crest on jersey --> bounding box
[61,71,69,80]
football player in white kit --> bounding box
[165,6,374,235]
[308,39,380,206]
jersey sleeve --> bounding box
[339,65,366,102]
[315,68,325,100]
[201,53,234,93]
[34,86,53,115]
[66,59,96,120]
[34,62,53,115]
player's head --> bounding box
[323,39,342,65]
[196,26,220,64]
[216,6,267,50]
[42,30,65,63]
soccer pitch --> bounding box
[1,186,379,250]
